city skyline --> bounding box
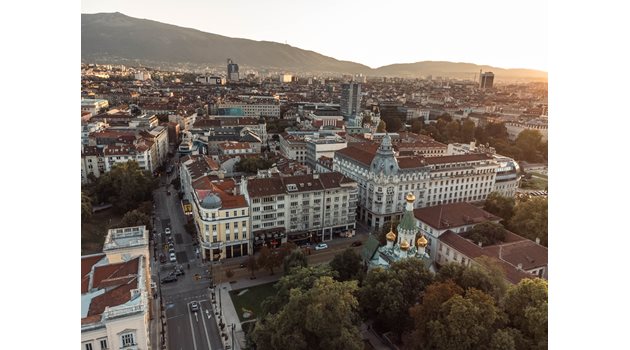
[81,0,548,71]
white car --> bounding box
[315,243,328,251]
[165,228,171,235]
[169,252,177,262]
[190,301,199,312]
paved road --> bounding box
[153,162,223,350]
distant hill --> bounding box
[374,61,547,81]
[82,12,547,81]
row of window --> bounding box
[83,332,135,350]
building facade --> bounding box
[243,172,358,251]
[81,226,153,350]
[341,82,362,121]
[333,134,499,228]
[188,176,250,261]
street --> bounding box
[152,159,223,350]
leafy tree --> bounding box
[504,278,548,348]
[114,209,153,231]
[246,254,259,278]
[425,289,502,350]
[385,117,403,132]
[261,265,336,315]
[252,276,362,350]
[484,192,516,222]
[329,248,363,282]
[359,258,432,337]
[257,246,281,275]
[235,157,274,173]
[515,129,543,163]
[436,258,508,302]
[283,248,308,274]
[94,161,157,213]
[445,120,461,142]
[406,280,464,349]
[376,120,387,132]
[81,192,93,221]
[461,119,476,142]
[489,328,517,350]
[465,221,508,246]
[508,197,548,246]
[359,267,405,333]
[411,120,423,134]
[136,201,154,216]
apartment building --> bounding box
[279,133,308,164]
[242,172,358,251]
[217,102,280,118]
[305,136,347,170]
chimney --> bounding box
[517,263,523,271]
[535,237,540,245]
[478,241,482,247]
[313,173,319,179]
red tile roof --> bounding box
[193,176,247,209]
[247,172,355,197]
[92,257,140,290]
[438,230,542,284]
[414,202,500,229]
[81,254,106,293]
[87,279,138,316]
[423,153,494,165]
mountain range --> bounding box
[82,12,547,81]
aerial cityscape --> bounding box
[81,5,548,350]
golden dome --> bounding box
[400,239,410,250]
[386,229,396,241]
[406,192,416,203]
[416,235,428,248]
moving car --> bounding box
[161,275,177,284]
[165,228,171,235]
[190,301,199,312]
[169,252,177,262]
[315,243,328,251]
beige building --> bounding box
[189,176,250,261]
[81,226,152,350]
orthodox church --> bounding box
[364,192,431,269]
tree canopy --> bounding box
[329,248,363,282]
[81,192,93,221]
[92,161,157,213]
[484,192,516,222]
[377,120,387,132]
[114,209,153,232]
[464,221,509,246]
[235,157,274,173]
[508,197,548,246]
[359,258,433,337]
[252,276,362,350]
[283,248,308,274]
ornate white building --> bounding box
[334,134,499,228]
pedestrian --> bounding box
[187,263,190,270]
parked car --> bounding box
[315,243,328,251]
[161,275,177,284]
[165,228,171,235]
[174,267,185,276]
[159,254,166,263]
[190,301,199,312]
[351,241,363,247]
[169,252,177,262]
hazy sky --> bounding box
[82,0,547,71]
